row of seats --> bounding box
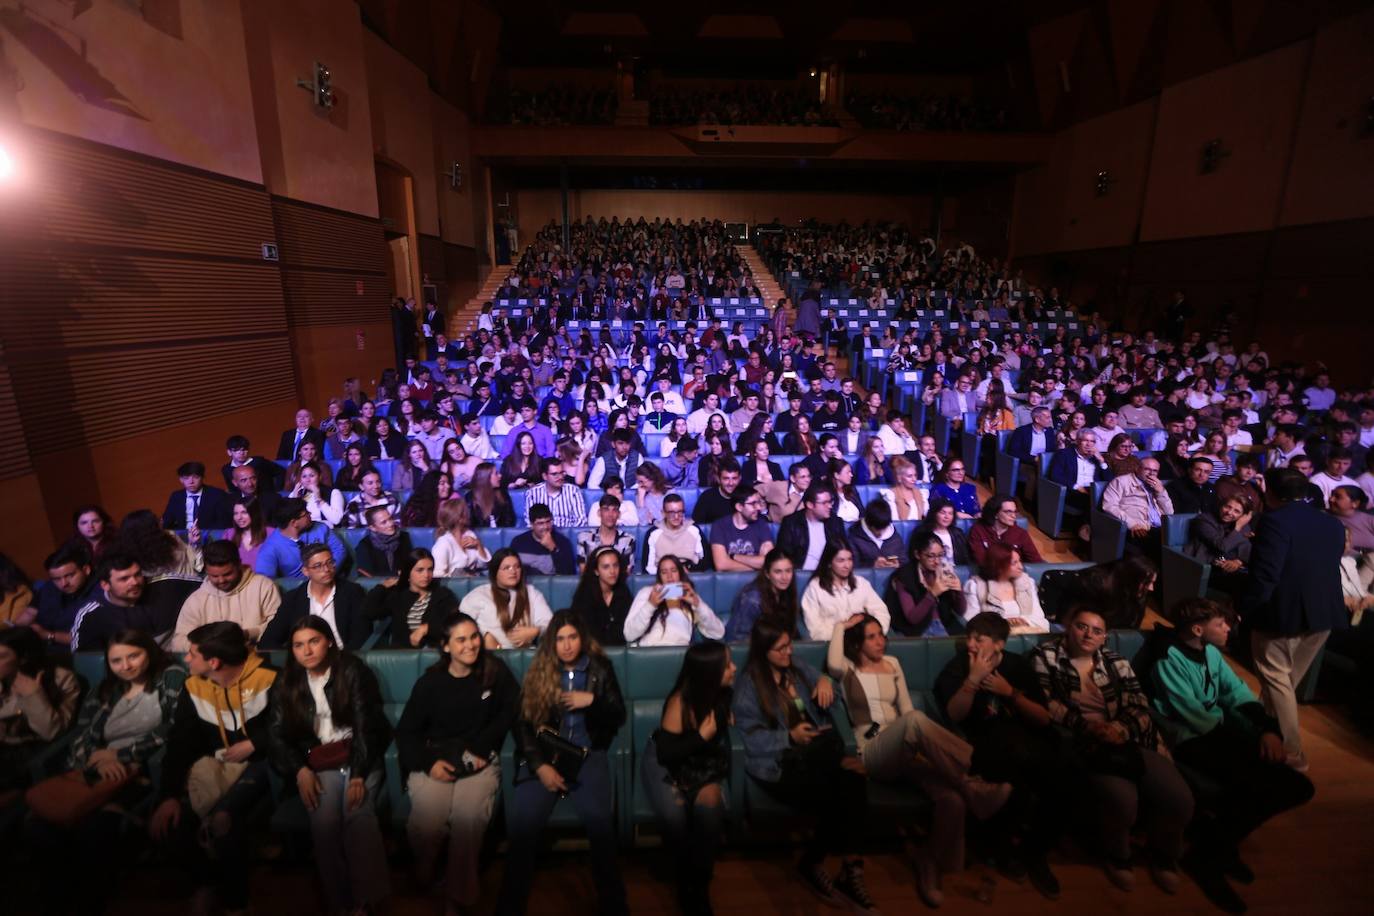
[272,558,1086,623]
[66,627,1141,842]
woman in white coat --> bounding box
[961,541,1049,633]
[800,542,890,641]
[623,556,724,646]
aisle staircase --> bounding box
[445,267,505,339]
[742,245,858,383]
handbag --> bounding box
[535,726,588,784]
[306,737,353,772]
[26,769,134,828]
[187,755,248,819]
[779,727,846,782]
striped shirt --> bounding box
[524,482,587,527]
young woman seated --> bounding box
[1030,605,1194,894]
[829,614,1012,906]
[623,555,725,647]
[460,548,553,650]
[641,642,735,915]
[26,630,184,911]
[265,616,392,914]
[732,619,877,914]
[363,548,458,648]
[0,628,81,798]
[800,542,890,642]
[725,549,800,643]
[395,611,519,913]
[885,531,968,637]
[498,611,629,916]
[570,546,634,648]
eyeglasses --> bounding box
[305,559,336,571]
[919,551,946,560]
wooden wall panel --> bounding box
[271,198,392,327]
[0,345,33,481]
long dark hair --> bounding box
[841,614,884,665]
[633,555,697,643]
[276,615,355,743]
[401,471,448,527]
[99,628,174,704]
[572,545,630,610]
[116,509,178,571]
[231,498,267,548]
[70,504,116,558]
[814,541,857,595]
[752,548,799,636]
[394,548,435,593]
[0,628,67,712]
[521,609,603,724]
[487,548,531,634]
[743,617,793,723]
[662,641,731,731]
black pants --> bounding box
[974,723,1085,858]
[754,760,867,866]
[1174,726,1314,857]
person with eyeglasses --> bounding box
[709,491,776,573]
[1101,457,1175,563]
[259,542,372,650]
[1029,606,1193,895]
[930,460,980,518]
[776,484,849,573]
[644,494,707,572]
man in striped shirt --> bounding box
[524,459,586,527]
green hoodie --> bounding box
[1149,633,1275,747]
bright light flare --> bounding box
[0,144,12,180]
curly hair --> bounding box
[520,610,604,724]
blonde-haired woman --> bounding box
[497,610,628,915]
[880,456,929,522]
[431,499,491,576]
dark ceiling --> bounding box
[485,0,1099,76]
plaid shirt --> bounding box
[576,528,637,571]
[1029,637,1161,750]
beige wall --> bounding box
[513,189,933,235]
[241,0,379,216]
[1,0,261,182]
[365,31,440,236]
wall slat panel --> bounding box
[271,198,392,327]
[0,129,295,455]
[0,344,34,480]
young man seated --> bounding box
[1149,598,1315,913]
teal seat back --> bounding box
[626,646,687,698]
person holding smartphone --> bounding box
[623,556,725,646]
[732,618,877,913]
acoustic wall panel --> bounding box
[270,197,392,326]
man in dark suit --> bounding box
[161,462,232,532]
[276,408,326,461]
[1046,428,1111,529]
[221,435,284,493]
[258,542,372,650]
[1006,408,1055,464]
[775,484,848,573]
[1242,468,1348,772]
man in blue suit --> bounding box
[1243,468,1348,772]
[1006,407,1056,498]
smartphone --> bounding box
[660,583,684,601]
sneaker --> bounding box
[1104,858,1135,892]
[912,850,944,909]
[1026,857,1061,901]
[833,859,881,915]
[1285,752,1310,774]
[1149,859,1181,895]
[963,777,1013,821]
[797,859,844,908]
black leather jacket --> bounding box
[265,652,392,777]
[513,653,625,768]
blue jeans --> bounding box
[496,750,626,915]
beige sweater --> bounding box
[171,569,281,651]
